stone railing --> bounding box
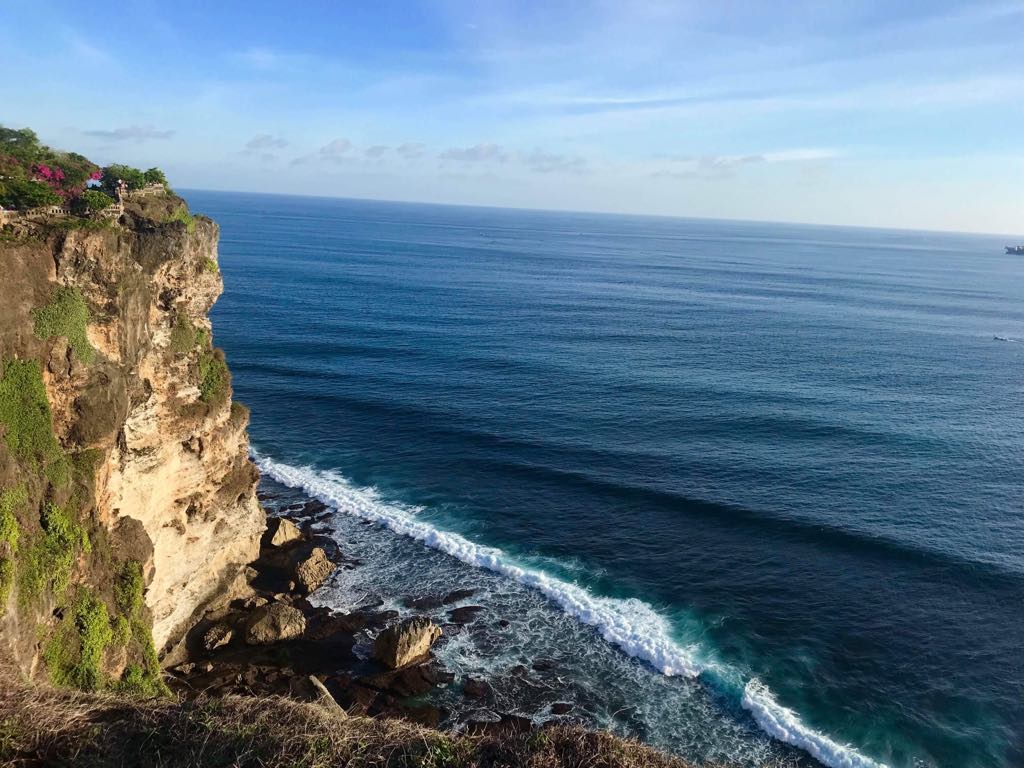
[126,182,167,198]
[98,202,124,219]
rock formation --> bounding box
[373,617,442,669]
[0,192,263,687]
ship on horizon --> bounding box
[1005,245,1024,254]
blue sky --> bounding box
[2,1,1022,233]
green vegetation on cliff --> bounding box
[32,285,95,364]
[198,348,230,403]
[165,205,196,234]
[43,589,112,691]
[0,360,67,483]
[168,315,208,356]
[0,487,24,612]
[18,502,90,607]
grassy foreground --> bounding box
[0,675,693,768]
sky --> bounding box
[2,1,1023,234]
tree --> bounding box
[72,189,114,214]
[0,178,61,210]
[0,126,41,164]
[143,168,167,185]
[100,164,146,195]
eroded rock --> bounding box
[245,603,306,645]
[203,622,234,651]
[373,617,442,669]
[294,547,335,594]
[266,517,303,547]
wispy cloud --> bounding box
[520,148,587,174]
[364,144,389,159]
[244,134,288,152]
[67,33,113,64]
[439,142,510,163]
[396,142,427,160]
[228,46,311,72]
[82,125,175,142]
[291,137,354,166]
[652,148,838,179]
[320,138,352,158]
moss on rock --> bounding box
[198,349,230,404]
[0,359,64,474]
[43,589,113,691]
[32,286,95,364]
[18,502,89,608]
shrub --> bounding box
[18,502,89,606]
[32,286,95,364]
[165,206,195,234]
[44,589,113,691]
[0,360,64,473]
[0,486,25,553]
[77,189,113,213]
[168,315,209,356]
[0,488,24,613]
[114,560,143,618]
[0,178,61,210]
[198,349,229,404]
[202,256,218,273]
[0,559,12,612]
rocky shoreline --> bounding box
[166,488,572,738]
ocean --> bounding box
[186,189,1024,768]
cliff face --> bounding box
[0,195,263,685]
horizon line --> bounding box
[178,186,1023,241]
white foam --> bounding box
[255,452,889,768]
[743,679,888,768]
[256,452,703,677]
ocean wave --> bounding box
[743,680,887,768]
[254,452,888,768]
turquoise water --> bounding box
[191,189,1024,768]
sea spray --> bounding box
[255,452,705,677]
[254,452,889,768]
[743,680,888,768]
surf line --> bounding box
[253,451,889,768]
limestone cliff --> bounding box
[0,194,263,688]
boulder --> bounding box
[463,676,491,699]
[294,547,335,594]
[442,588,477,604]
[266,517,303,547]
[373,617,442,669]
[245,603,307,645]
[447,606,485,625]
[203,622,234,651]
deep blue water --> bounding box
[189,189,1024,768]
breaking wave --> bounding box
[254,451,889,768]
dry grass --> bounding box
[0,674,695,768]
